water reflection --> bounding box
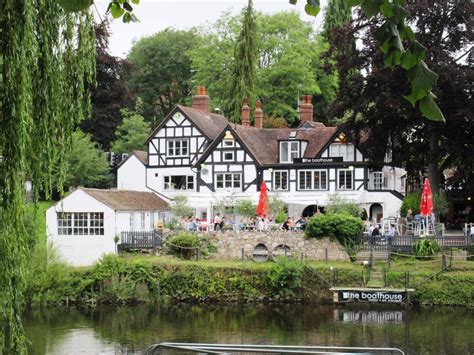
[23,304,474,354]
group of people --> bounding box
[368,222,398,244]
[282,216,307,231]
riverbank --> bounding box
[25,250,474,307]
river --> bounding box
[23,304,473,354]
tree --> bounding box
[64,131,111,189]
[322,0,352,37]
[80,21,134,149]
[330,0,473,194]
[171,195,193,219]
[190,11,338,125]
[127,29,200,125]
[227,0,258,123]
[0,3,95,351]
[111,103,150,156]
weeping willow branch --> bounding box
[0,1,95,352]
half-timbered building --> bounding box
[117,87,406,223]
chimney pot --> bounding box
[192,85,210,114]
[300,95,313,122]
[254,99,263,129]
[241,98,250,127]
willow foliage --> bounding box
[0,1,95,352]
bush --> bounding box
[325,193,361,217]
[305,212,364,247]
[267,257,304,296]
[412,239,440,259]
[275,209,286,224]
[167,233,199,259]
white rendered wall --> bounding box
[117,155,149,191]
[46,190,116,267]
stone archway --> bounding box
[302,205,325,217]
[370,203,383,223]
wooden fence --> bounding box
[356,234,472,253]
[120,230,162,250]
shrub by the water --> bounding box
[267,257,304,296]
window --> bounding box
[89,212,104,235]
[73,212,88,235]
[223,140,234,147]
[298,170,327,190]
[280,141,299,163]
[338,169,353,190]
[223,151,234,162]
[164,175,194,190]
[167,139,188,157]
[129,213,135,231]
[216,173,241,189]
[330,144,354,161]
[140,212,146,230]
[57,212,104,236]
[273,170,288,190]
[150,212,155,229]
[58,212,72,235]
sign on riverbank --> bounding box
[331,287,415,304]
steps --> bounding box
[356,250,389,262]
[366,268,385,288]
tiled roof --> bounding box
[132,150,148,165]
[82,188,169,211]
[233,125,338,166]
[178,105,228,140]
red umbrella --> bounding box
[420,178,433,216]
[256,181,270,217]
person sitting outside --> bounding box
[387,223,397,245]
[371,224,380,244]
[220,216,226,232]
[188,216,197,232]
[213,213,222,232]
[296,216,307,230]
[282,217,293,231]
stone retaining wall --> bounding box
[208,231,350,261]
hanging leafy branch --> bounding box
[56,0,140,23]
[290,0,445,122]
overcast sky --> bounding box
[94,0,328,58]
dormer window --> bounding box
[329,143,354,161]
[280,141,299,163]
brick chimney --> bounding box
[299,95,313,123]
[241,97,250,127]
[254,100,263,129]
[192,85,209,114]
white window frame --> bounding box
[57,212,104,236]
[140,212,146,230]
[215,173,242,190]
[150,212,155,229]
[337,169,354,190]
[223,151,235,162]
[129,213,135,231]
[167,139,189,157]
[330,144,354,161]
[273,170,288,191]
[298,170,328,190]
[279,141,300,163]
[164,175,195,191]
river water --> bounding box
[23,304,473,354]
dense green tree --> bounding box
[330,0,473,194]
[322,0,352,38]
[111,104,150,156]
[190,11,337,124]
[127,29,200,125]
[80,22,134,149]
[227,0,258,123]
[64,131,111,189]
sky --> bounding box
[94,0,328,58]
